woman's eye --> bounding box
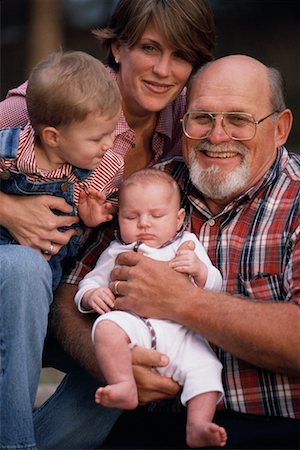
[142,44,156,53]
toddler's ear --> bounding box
[41,126,60,147]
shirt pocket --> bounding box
[239,273,284,301]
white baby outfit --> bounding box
[75,231,224,405]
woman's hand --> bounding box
[0,192,79,256]
[131,346,180,404]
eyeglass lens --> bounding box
[183,112,256,140]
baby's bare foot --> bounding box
[186,421,227,448]
[95,382,138,409]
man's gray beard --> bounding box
[188,142,250,200]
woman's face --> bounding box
[112,22,193,117]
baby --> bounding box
[75,169,227,448]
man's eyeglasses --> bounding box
[181,110,279,141]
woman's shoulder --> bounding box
[0,81,29,128]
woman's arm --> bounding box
[111,252,300,376]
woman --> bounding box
[0,1,216,449]
[0,0,215,252]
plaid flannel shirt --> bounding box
[65,146,300,419]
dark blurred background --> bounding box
[1,0,299,152]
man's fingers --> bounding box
[133,367,180,404]
[131,346,169,368]
[110,251,144,286]
[131,347,181,404]
[115,251,143,267]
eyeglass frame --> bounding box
[180,110,280,141]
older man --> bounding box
[108,55,300,448]
[32,55,299,449]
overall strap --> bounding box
[0,127,21,158]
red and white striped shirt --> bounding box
[0,123,124,206]
[0,68,186,206]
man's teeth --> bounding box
[205,151,237,158]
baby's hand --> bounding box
[78,189,115,227]
[82,287,115,315]
[169,240,208,287]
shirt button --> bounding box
[0,170,11,180]
[61,182,69,192]
[208,219,215,226]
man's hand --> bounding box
[110,251,192,321]
[131,346,180,404]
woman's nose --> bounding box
[152,55,171,77]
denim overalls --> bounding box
[0,127,90,290]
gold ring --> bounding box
[42,242,55,255]
[114,280,120,296]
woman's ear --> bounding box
[177,207,186,230]
[111,41,121,64]
[41,126,60,148]
[275,108,293,147]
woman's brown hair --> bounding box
[93,0,216,73]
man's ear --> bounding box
[41,126,60,147]
[275,109,293,147]
[177,207,186,230]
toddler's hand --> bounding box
[78,189,116,227]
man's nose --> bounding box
[207,117,231,144]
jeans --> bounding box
[33,370,122,449]
[0,246,53,450]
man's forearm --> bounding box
[113,254,300,376]
[176,288,300,376]
[50,283,104,381]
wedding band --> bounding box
[114,280,120,296]
[42,242,54,255]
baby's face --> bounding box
[118,182,185,248]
